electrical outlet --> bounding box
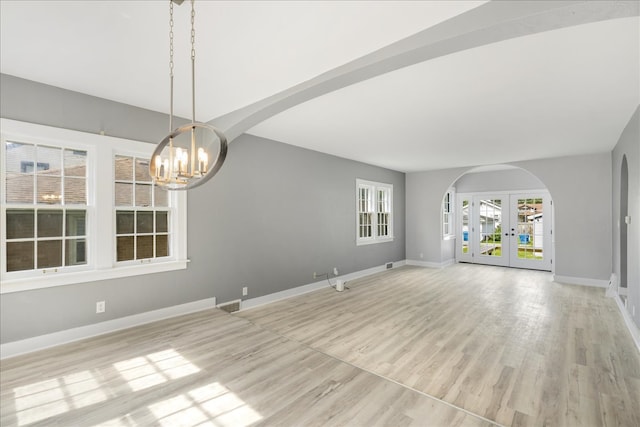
[96,301,105,314]
[333,267,339,276]
[242,286,248,296]
[313,272,317,279]
[633,305,636,316]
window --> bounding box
[1,119,187,294]
[356,179,393,245]
[114,155,170,262]
[4,141,88,273]
[442,188,455,239]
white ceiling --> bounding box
[1,1,638,173]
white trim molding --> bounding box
[613,295,640,353]
[406,259,455,269]
[553,274,609,288]
[0,297,216,360]
[241,261,406,312]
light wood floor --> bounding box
[1,264,638,426]
[236,264,640,427]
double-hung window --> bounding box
[3,141,88,275]
[356,179,393,245]
[114,155,170,262]
[1,119,187,293]
[442,189,455,239]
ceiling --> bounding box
[1,1,638,173]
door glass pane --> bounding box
[479,199,502,257]
[517,197,543,260]
[461,199,469,254]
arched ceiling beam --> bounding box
[209,0,639,142]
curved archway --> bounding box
[442,164,554,271]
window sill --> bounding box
[357,237,395,246]
[0,260,189,294]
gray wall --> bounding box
[612,106,639,327]
[406,168,466,265]
[0,74,405,343]
[406,153,613,281]
[455,168,545,193]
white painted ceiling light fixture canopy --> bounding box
[150,0,227,191]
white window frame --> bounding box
[443,187,455,240]
[113,153,173,265]
[356,179,394,245]
[1,119,188,294]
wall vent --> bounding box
[218,300,241,313]
[386,262,393,269]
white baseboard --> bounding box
[606,273,617,298]
[553,274,609,288]
[406,259,454,269]
[240,261,405,312]
[613,294,640,353]
[0,297,217,360]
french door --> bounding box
[457,192,552,271]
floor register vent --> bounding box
[218,300,241,313]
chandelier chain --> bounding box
[190,0,196,60]
[190,0,196,123]
[169,1,174,78]
[169,0,175,132]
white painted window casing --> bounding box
[356,179,393,245]
[443,188,455,240]
[0,119,188,294]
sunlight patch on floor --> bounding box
[148,382,263,427]
[13,370,107,425]
[113,348,200,392]
[10,348,201,426]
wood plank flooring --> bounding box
[0,288,493,426]
[1,264,638,426]
[236,264,640,427]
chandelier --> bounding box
[150,0,227,190]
